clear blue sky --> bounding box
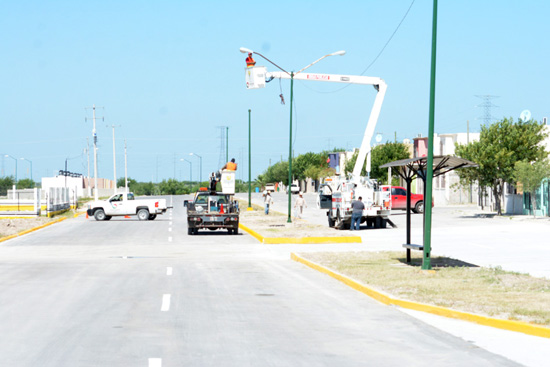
[1,1,549,184]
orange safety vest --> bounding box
[246,56,256,68]
[226,162,237,170]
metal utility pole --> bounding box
[124,139,128,192]
[248,109,252,210]
[86,138,91,197]
[422,0,439,270]
[107,124,121,193]
[85,104,103,201]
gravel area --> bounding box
[0,217,55,238]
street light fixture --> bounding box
[20,158,33,184]
[4,154,17,188]
[239,47,345,222]
[189,153,202,184]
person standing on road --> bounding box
[264,191,273,215]
[350,196,365,230]
[294,192,307,218]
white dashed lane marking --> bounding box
[161,294,171,311]
[166,267,173,276]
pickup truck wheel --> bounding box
[233,227,239,235]
[148,214,157,220]
[335,210,344,230]
[188,227,193,235]
[137,208,149,221]
[94,209,106,221]
[227,229,233,235]
[104,216,112,221]
[327,211,335,227]
[413,201,424,214]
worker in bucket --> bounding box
[222,158,237,171]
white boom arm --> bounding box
[266,71,387,179]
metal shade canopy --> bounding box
[381,155,478,263]
[380,155,478,180]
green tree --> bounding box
[345,142,410,183]
[117,177,138,190]
[0,176,15,196]
[16,178,36,189]
[455,117,548,215]
[513,159,550,217]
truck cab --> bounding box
[87,192,168,221]
[184,171,240,235]
[381,186,427,213]
[184,190,239,235]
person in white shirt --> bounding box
[294,192,307,218]
[264,191,273,215]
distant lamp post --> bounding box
[189,153,202,184]
[180,159,193,185]
[20,158,33,185]
[239,47,345,222]
[5,154,17,188]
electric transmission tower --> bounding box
[475,95,499,125]
[217,126,227,168]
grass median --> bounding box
[300,251,550,327]
[237,199,355,239]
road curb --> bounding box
[238,223,361,244]
[291,252,550,339]
[0,217,67,244]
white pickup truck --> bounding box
[86,192,169,221]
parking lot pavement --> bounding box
[237,192,550,279]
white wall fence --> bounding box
[0,186,77,217]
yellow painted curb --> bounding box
[291,252,550,339]
[238,223,361,244]
[74,211,87,218]
[238,223,264,242]
[0,217,67,243]
[263,236,362,244]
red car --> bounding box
[382,186,427,213]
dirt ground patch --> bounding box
[238,200,352,238]
[300,251,550,326]
[0,217,56,238]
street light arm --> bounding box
[240,47,289,75]
[296,51,346,75]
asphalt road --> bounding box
[0,195,524,366]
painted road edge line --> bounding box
[238,223,361,244]
[0,217,67,244]
[290,252,550,339]
[148,358,162,367]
